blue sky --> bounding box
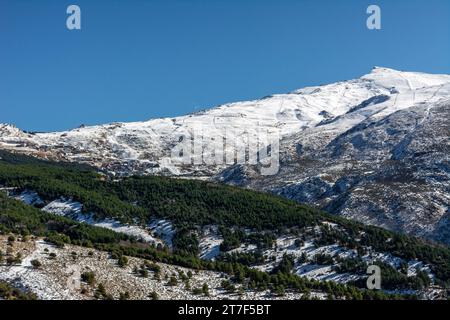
[1,0,449,132]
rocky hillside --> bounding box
[2,235,320,300]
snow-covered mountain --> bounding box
[1,67,449,244]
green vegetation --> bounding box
[0,191,406,300]
[94,283,112,300]
[30,259,42,269]
[0,281,36,300]
[272,254,296,274]
[221,279,236,293]
[202,283,210,296]
[81,271,96,286]
[350,261,432,291]
[5,253,22,265]
[117,255,128,268]
[149,291,159,300]
[313,253,335,265]
[0,151,449,298]
[168,276,178,286]
[218,251,265,266]
[119,291,130,300]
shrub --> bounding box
[30,259,42,269]
[202,283,209,296]
[168,276,178,286]
[81,271,95,285]
[118,255,128,268]
[149,291,159,300]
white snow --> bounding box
[198,226,223,260]
[0,240,77,300]
[41,198,164,246]
[42,199,83,216]
[2,67,448,177]
[13,190,44,206]
[148,219,174,248]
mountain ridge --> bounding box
[1,67,449,245]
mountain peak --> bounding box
[371,66,401,73]
[371,66,399,72]
[0,123,18,132]
[364,66,407,78]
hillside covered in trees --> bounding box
[0,150,449,299]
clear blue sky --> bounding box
[1,0,449,132]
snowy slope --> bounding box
[3,67,447,174]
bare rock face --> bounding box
[1,67,450,244]
[249,100,450,245]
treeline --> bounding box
[0,150,95,171]
[0,192,133,247]
[0,152,323,230]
